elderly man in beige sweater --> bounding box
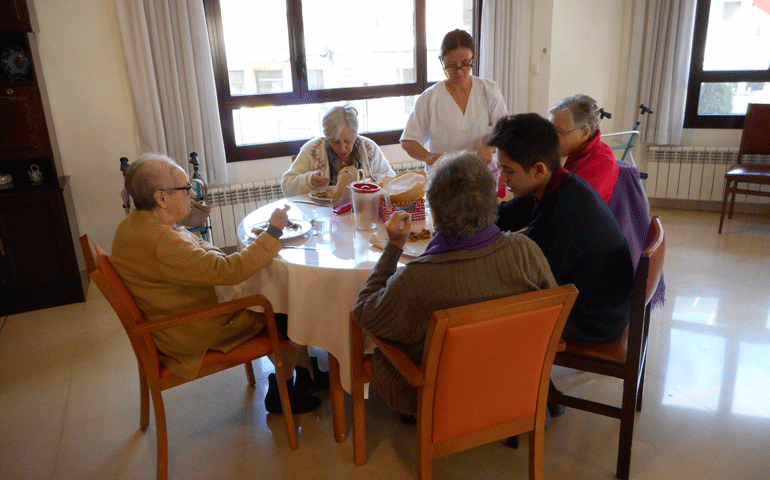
[111,153,319,414]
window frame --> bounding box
[683,0,770,129]
[203,0,481,161]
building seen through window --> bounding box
[685,0,770,128]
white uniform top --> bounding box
[400,76,508,158]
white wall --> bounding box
[547,0,625,134]
[528,0,554,115]
[680,129,742,148]
[31,0,138,252]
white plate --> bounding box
[308,187,335,202]
[246,219,312,241]
[402,238,431,257]
[369,232,431,258]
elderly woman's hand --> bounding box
[268,204,291,230]
[385,211,411,249]
[477,145,495,165]
[311,170,329,188]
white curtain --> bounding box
[615,0,696,145]
[115,0,228,186]
[480,0,532,114]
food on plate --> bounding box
[251,220,300,237]
[309,187,335,201]
[312,189,331,199]
[408,228,433,242]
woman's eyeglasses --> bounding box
[556,127,582,137]
[440,57,474,71]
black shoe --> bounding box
[310,356,330,391]
[399,414,417,425]
[264,373,322,414]
[548,402,566,418]
[548,380,566,418]
[505,435,519,448]
[506,408,552,448]
[294,365,330,395]
[294,367,319,395]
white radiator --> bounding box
[646,146,770,205]
[204,161,425,247]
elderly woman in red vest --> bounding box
[548,94,618,202]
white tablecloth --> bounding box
[216,196,432,393]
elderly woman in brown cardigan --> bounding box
[354,152,557,417]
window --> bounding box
[204,0,479,161]
[684,0,770,128]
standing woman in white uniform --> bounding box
[400,29,508,191]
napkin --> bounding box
[332,166,361,204]
[332,197,352,214]
[368,232,387,250]
[380,171,427,204]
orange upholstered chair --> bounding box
[549,216,665,480]
[80,235,298,480]
[350,285,578,480]
[718,103,770,233]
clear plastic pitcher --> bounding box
[349,182,380,230]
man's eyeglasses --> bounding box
[161,182,193,193]
[440,57,474,71]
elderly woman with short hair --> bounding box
[281,105,395,197]
[548,94,618,202]
[354,151,557,417]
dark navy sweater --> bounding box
[496,169,634,342]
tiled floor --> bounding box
[1,208,769,479]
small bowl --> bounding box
[0,173,12,186]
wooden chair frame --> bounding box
[80,235,298,480]
[350,285,578,480]
[549,216,665,480]
[718,103,770,233]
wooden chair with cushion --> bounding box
[80,235,298,480]
[350,285,579,480]
[548,216,665,480]
[719,103,770,233]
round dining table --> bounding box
[215,193,432,442]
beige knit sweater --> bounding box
[111,210,282,380]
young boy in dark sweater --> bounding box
[489,113,634,342]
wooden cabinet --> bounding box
[0,180,83,314]
[0,1,84,315]
[1,85,52,158]
[0,0,30,31]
